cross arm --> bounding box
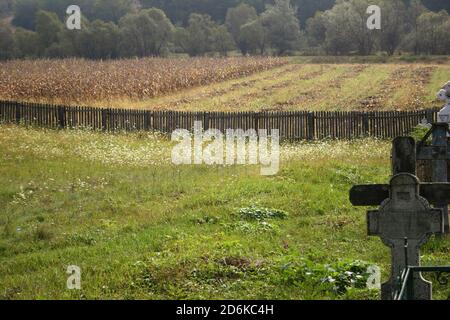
[349,184,389,206]
[350,183,450,206]
[420,183,450,205]
[417,146,450,160]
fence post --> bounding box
[254,112,259,131]
[144,110,150,131]
[57,105,65,129]
[0,101,4,122]
[307,112,315,140]
[363,113,369,137]
[101,109,107,131]
[425,109,435,123]
[15,102,21,124]
[203,112,210,131]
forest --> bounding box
[0,0,450,59]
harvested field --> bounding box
[0,58,448,112]
[0,57,286,105]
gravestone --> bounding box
[350,137,450,300]
[392,136,416,176]
[416,123,450,232]
[367,174,444,300]
[415,83,450,232]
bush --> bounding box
[238,205,288,221]
[410,124,432,143]
[279,259,373,295]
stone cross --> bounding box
[416,123,450,232]
[352,137,450,208]
[350,137,450,300]
[367,174,444,300]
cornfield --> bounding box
[0,57,286,105]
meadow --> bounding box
[0,125,449,300]
[0,57,448,112]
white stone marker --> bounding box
[437,81,450,124]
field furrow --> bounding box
[0,58,448,111]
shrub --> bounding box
[238,205,288,221]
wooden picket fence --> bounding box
[0,100,441,140]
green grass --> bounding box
[0,125,449,300]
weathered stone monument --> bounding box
[437,81,450,124]
[415,82,450,232]
[350,135,450,300]
[367,174,443,300]
[416,123,450,232]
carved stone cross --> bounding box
[367,174,444,300]
[350,137,450,300]
[416,123,450,232]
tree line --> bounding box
[306,0,450,56]
[4,0,449,27]
[0,0,449,60]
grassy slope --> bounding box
[109,60,449,112]
[0,125,448,300]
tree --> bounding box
[420,0,450,13]
[416,10,450,54]
[379,0,407,55]
[291,0,336,27]
[406,0,427,54]
[176,13,217,56]
[54,13,90,58]
[92,0,136,23]
[225,3,257,54]
[140,0,341,27]
[119,8,174,57]
[344,0,379,55]
[12,0,39,30]
[320,0,378,56]
[439,17,450,54]
[78,20,120,59]
[35,10,64,54]
[173,26,189,53]
[0,22,15,59]
[145,8,175,56]
[261,0,301,55]
[212,25,235,56]
[239,18,268,55]
[141,0,241,25]
[305,11,327,49]
[14,27,40,58]
[322,4,354,55]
